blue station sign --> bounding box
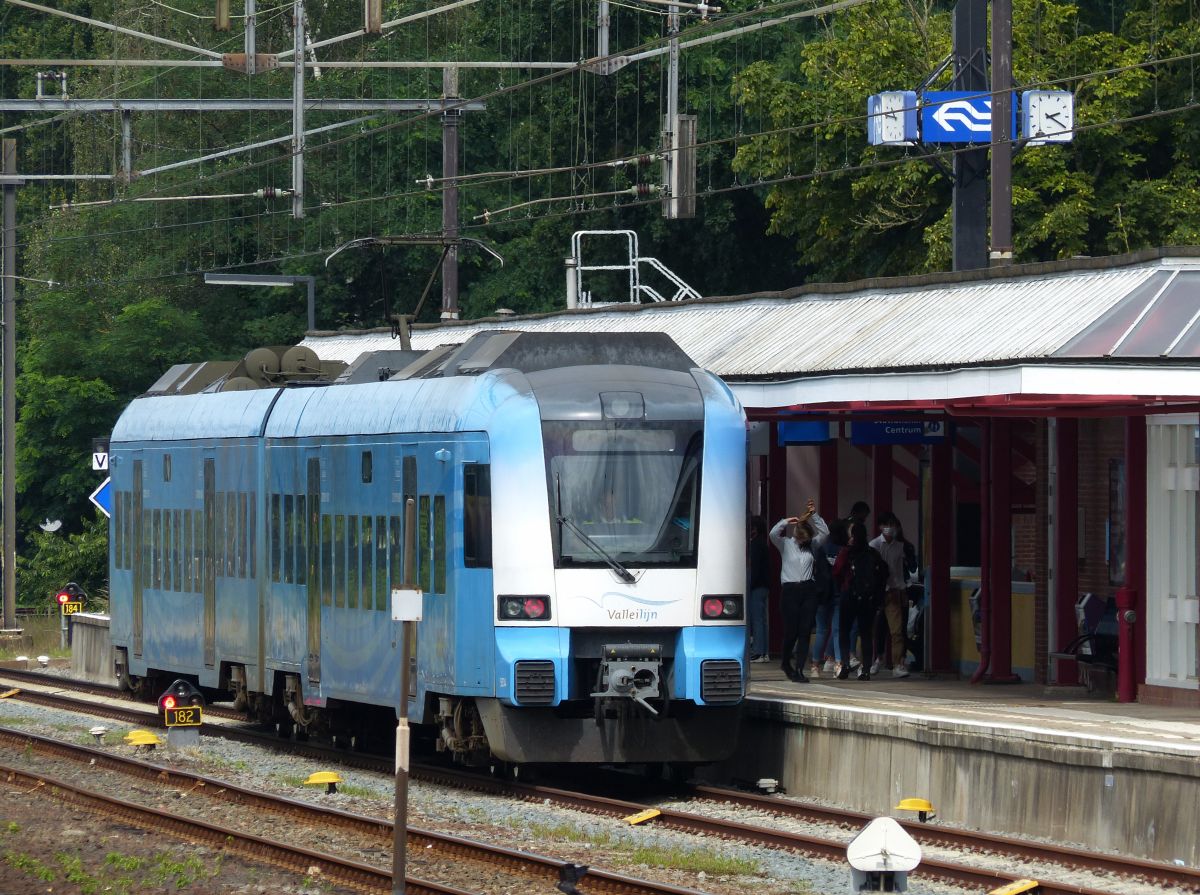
[921,91,1018,144]
[851,419,949,445]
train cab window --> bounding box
[163,454,172,482]
[433,495,446,594]
[463,465,492,569]
[283,496,296,584]
[418,496,431,593]
[360,516,374,609]
[347,515,360,609]
[320,514,333,606]
[361,451,373,484]
[334,515,347,608]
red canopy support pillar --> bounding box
[988,417,1020,682]
[872,444,893,522]
[929,440,953,672]
[768,423,788,654]
[1117,415,1147,702]
[1053,418,1079,685]
[819,438,839,521]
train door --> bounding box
[132,457,144,657]
[305,453,322,686]
[403,453,418,696]
[203,458,217,668]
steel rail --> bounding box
[5,671,1196,894]
[0,725,706,895]
[0,759,471,895]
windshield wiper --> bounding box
[556,514,637,584]
[554,473,636,584]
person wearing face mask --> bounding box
[869,511,911,678]
[768,498,829,683]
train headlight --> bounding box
[701,594,743,620]
[498,595,552,621]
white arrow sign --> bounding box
[931,99,992,133]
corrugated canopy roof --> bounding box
[301,252,1200,410]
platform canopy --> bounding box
[302,248,1200,415]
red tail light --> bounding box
[702,597,725,619]
[523,597,546,619]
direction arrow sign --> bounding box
[89,477,112,518]
[922,91,1018,144]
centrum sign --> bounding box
[851,419,948,445]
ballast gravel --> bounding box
[0,690,1178,895]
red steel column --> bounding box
[988,417,1019,682]
[1054,418,1079,686]
[972,420,992,683]
[872,444,893,521]
[1117,415,1147,702]
[819,438,839,521]
[929,439,953,672]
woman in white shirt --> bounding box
[769,498,829,682]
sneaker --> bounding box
[849,656,862,670]
[857,670,871,681]
[755,654,772,663]
[836,665,850,680]
[807,662,821,679]
[822,658,837,674]
[870,658,882,675]
[892,666,910,679]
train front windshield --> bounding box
[544,421,702,569]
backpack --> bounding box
[848,549,882,603]
[810,544,833,602]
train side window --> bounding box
[320,514,333,607]
[463,465,492,569]
[248,492,257,578]
[360,517,374,610]
[227,491,239,578]
[174,508,182,592]
[163,510,173,592]
[375,515,388,610]
[334,515,347,608]
[347,515,360,609]
[283,495,295,584]
[183,510,192,591]
[433,495,446,594]
[270,494,281,582]
[193,508,204,591]
[149,509,160,589]
[361,451,373,484]
[388,516,403,588]
[295,495,308,585]
[238,493,249,579]
[418,496,431,593]
[163,453,171,482]
[212,492,224,578]
[113,492,124,570]
[141,509,152,587]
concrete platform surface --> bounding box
[747,663,1200,756]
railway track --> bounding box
[4,669,1196,895]
[0,725,705,895]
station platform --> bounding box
[710,664,1200,867]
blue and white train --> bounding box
[108,331,747,765]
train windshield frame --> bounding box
[543,420,702,570]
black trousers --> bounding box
[838,592,878,672]
[779,580,820,668]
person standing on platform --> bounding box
[769,499,829,683]
[833,522,886,680]
[747,517,771,662]
[807,518,847,678]
[869,511,911,678]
